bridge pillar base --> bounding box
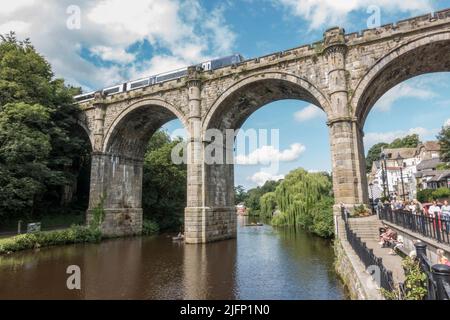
[87,208,143,237]
[184,207,237,244]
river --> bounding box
[0,216,347,299]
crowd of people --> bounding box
[378,198,450,230]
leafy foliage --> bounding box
[382,257,427,300]
[0,32,87,220]
[0,225,102,255]
[234,185,248,204]
[389,134,421,149]
[417,187,450,203]
[244,180,280,216]
[437,126,450,163]
[270,169,334,238]
[142,131,186,231]
[366,142,389,173]
[142,219,160,236]
[259,192,277,220]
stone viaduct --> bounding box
[76,9,450,243]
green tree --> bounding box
[234,185,247,204]
[366,142,389,173]
[0,103,52,217]
[259,192,277,220]
[271,169,334,238]
[244,179,280,215]
[142,131,187,231]
[389,134,420,149]
[0,32,87,219]
[437,126,450,163]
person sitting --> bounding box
[437,249,450,266]
[389,235,404,255]
[379,228,397,247]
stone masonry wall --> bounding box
[76,9,450,241]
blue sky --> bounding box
[2,0,450,189]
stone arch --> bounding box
[103,98,188,159]
[200,71,330,211]
[87,98,188,236]
[352,31,450,126]
[75,118,93,150]
[203,71,331,132]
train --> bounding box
[74,54,245,103]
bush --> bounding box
[381,257,427,300]
[0,225,102,255]
[432,187,450,200]
[142,219,160,236]
[417,189,434,203]
[417,188,450,203]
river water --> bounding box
[0,216,347,299]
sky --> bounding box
[1,0,450,189]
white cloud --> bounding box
[90,46,135,64]
[236,143,305,165]
[294,104,325,122]
[0,21,30,34]
[248,171,284,186]
[0,0,236,91]
[445,119,450,127]
[1,0,36,15]
[276,0,433,30]
[364,127,439,149]
[374,82,436,112]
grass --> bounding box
[0,213,84,233]
[142,219,160,236]
[0,218,162,255]
[0,225,101,255]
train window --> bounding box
[103,87,120,95]
[74,93,94,102]
[130,79,149,89]
[156,70,187,83]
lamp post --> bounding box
[380,150,389,200]
[369,182,375,214]
[395,152,406,202]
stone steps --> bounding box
[348,216,383,242]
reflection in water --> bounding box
[0,216,346,300]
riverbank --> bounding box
[0,225,102,255]
[0,218,161,255]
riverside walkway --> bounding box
[348,216,406,285]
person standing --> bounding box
[428,201,442,236]
[441,200,450,232]
[428,201,441,218]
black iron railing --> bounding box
[379,206,450,245]
[341,206,395,292]
[415,242,450,300]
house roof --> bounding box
[419,141,441,152]
[428,170,450,182]
[416,158,443,171]
[383,148,417,159]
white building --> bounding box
[368,141,442,201]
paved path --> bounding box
[349,215,406,284]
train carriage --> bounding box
[74,53,244,103]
